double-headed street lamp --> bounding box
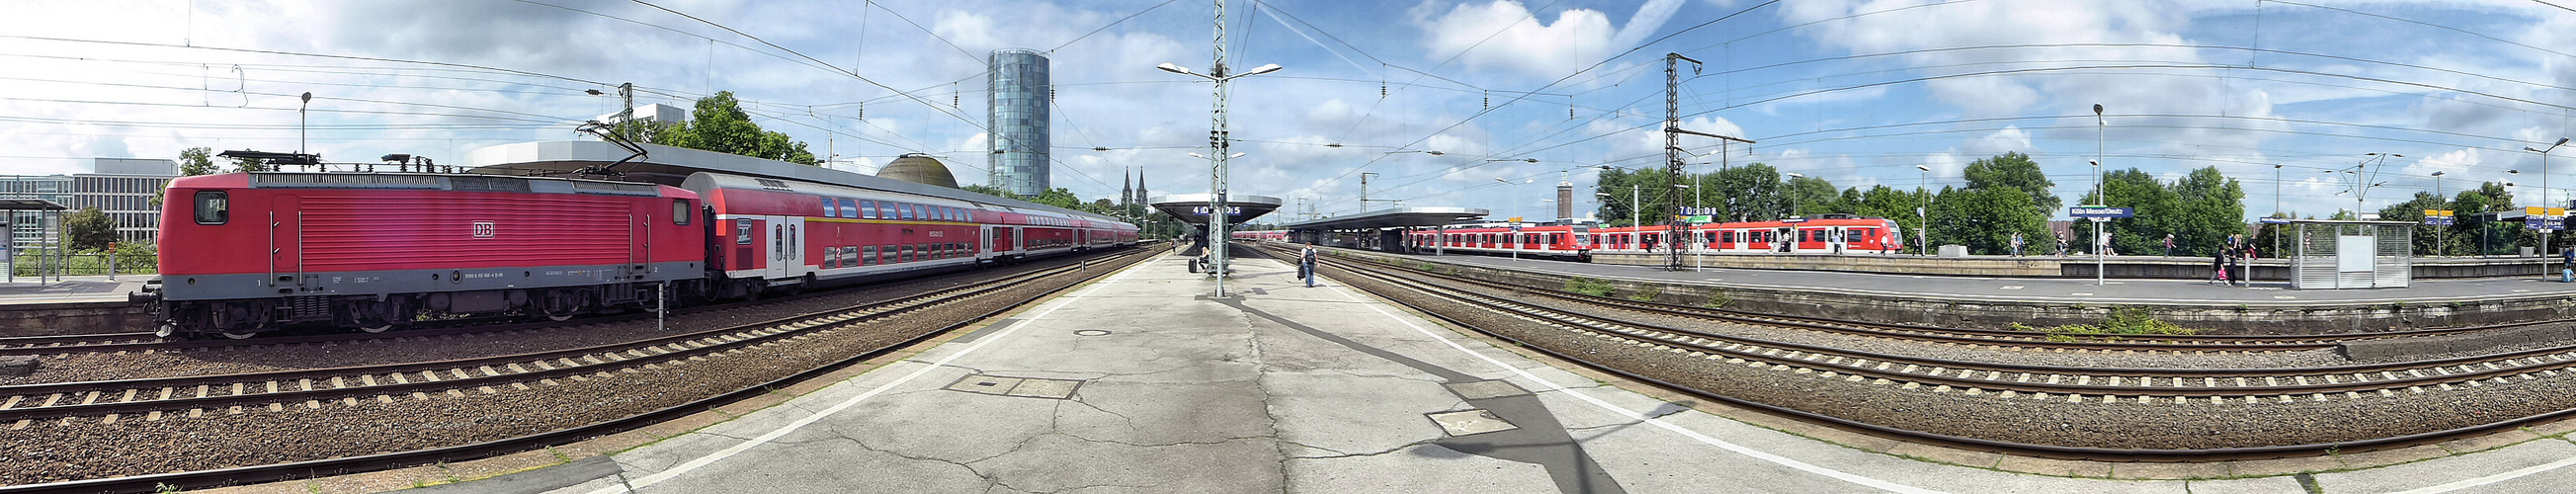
[2533,137,2570,276]
[1158,0,1284,297]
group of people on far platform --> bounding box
[2208,233,2254,287]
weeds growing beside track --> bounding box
[1563,277,1616,297]
[2013,306,2203,340]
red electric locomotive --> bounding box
[145,172,706,338]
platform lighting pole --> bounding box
[1915,165,1931,258]
[2273,164,2284,258]
[1159,1,1283,298]
[2533,138,2570,278]
[2433,171,2448,257]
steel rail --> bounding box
[0,246,1158,494]
[1270,245,2576,460]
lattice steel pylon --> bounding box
[1662,52,1702,272]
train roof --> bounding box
[682,171,1126,225]
[173,171,689,198]
[467,140,1121,224]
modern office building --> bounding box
[0,158,179,250]
[987,48,1051,197]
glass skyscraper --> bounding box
[988,48,1050,197]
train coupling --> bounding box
[126,278,163,305]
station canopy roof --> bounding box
[1149,193,1282,226]
[0,199,67,211]
[1280,206,1490,230]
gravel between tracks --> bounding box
[1376,267,2357,370]
[0,258,1092,387]
[0,249,1151,486]
[1332,261,2576,452]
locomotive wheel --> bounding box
[358,324,394,333]
[219,331,257,340]
[545,313,575,322]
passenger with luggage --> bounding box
[1299,245,1319,288]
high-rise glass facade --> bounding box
[988,48,1050,197]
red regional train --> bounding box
[1239,214,1902,261]
[140,169,1136,339]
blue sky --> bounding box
[0,0,2570,221]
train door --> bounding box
[271,195,300,288]
[765,215,803,280]
[1828,226,1847,254]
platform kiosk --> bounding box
[1277,206,1489,254]
[2286,219,2415,289]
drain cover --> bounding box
[946,373,1082,399]
[1426,409,1517,436]
[1073,329,1113,336]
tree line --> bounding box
[1590,151,2551,258]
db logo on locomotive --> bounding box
[470,220,496,239]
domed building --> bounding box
[875,153,958,189]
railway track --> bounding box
[1281,245,2576,457]
[0,255,1111,425]
[0,246,1157,493]
[1340,248,2551,352]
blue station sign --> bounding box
[2069,206,2134,218]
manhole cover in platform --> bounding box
[1073,329,1113,337]
[1443,379,1530,400]
[1427,409,1517,436]
[946,374,1082,399]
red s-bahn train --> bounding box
[138,169,1136,339]
[1238,214,1902,261]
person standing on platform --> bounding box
[2561,246,2573,283]
[2056,231,2069,258]
[2210,242,2229,286]
[2163,233,2175,258]
[2011,231,2025,257]
[1299,244,1319,288]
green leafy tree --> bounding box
[1851,185,1931,251]
[178,147,221,176]
[1960,151,2060,215]
[1781,174,1839,217]
[959,184,1016,199]
[1706,163,1786,222]
[649,91,823,165]
[1030,188,1084,209]
[1596,167,1680,227]
[1927,186,2049,254]
[64,206,118,251]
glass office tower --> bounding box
[988,48,1051,197]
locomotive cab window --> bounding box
[673,200,692,225]
[193,191,228,224]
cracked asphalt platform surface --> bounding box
[525,252,2575,493]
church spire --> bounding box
[1121,167,1134,206]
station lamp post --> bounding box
[1784,172,1805,217]
[2432,170,2447,257]
[1159,0,1283,298]
[2533,137,2570,276]
[1915,164,1932,257]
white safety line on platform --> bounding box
[1318,272,1947,494]
[592,262,1152,494]
[2385,453,2576,494]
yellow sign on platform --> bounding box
[2425,209,2453,217]
[1508,216,1523,222]
[2534,206,2573,216]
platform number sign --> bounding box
[470,220,496,239]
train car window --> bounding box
[824,247,839,269]
[674,200,693,225]
[193,191,228,224]
[861,201,876,218]
[864,246,876,265]
[840,199,858,218]
[821,198,837,217]
[901,204,916,220]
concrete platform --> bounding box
[417,250,2562,494]
[0,275,145,306]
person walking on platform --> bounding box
[1299,244,1319,288]
[2209,244,2229,286]
[2163,233,2175,258]
[2010,231,2025,257]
